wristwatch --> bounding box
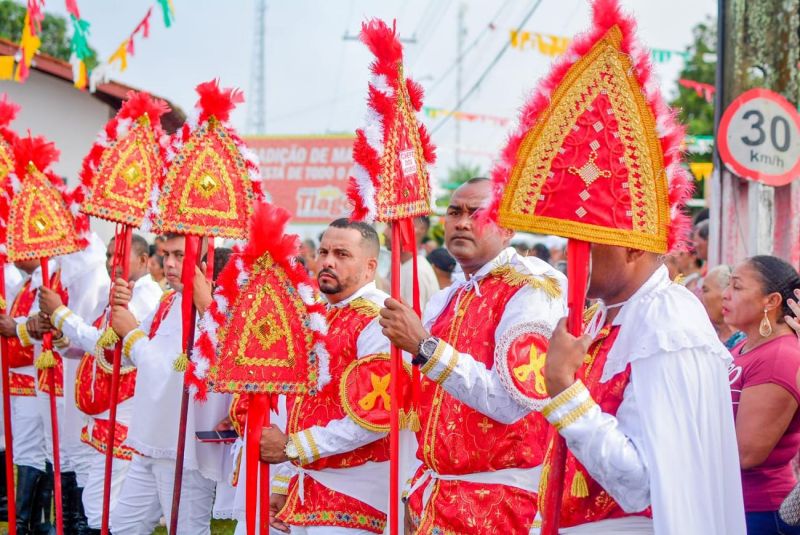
[413,336,439,367]
[284,438,300,461]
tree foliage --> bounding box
[670,16,716,137]
[0,0,98,70]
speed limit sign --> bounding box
[718,88,800,186]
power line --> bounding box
[425,0,514,96]
[430,0,545,136]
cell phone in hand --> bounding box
[195,429,239,443]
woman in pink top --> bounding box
[723,255,800,535]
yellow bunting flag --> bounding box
[0,56,15,80]
[109,40,129,72]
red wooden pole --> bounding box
[100,225,132,535]
[388,223,402,535]
[168,235,201,534]
[0,263,17,534]
[540,239,590,535]
[40,258,63,535]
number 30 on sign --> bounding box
[718,88,800,187]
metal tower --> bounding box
[247,0,267,134]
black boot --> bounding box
[31,462,53,535]
[71,485,89,535]
[0,450,8,521]
[60,471,87,535]
[15,464,44,535]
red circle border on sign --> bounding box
[718,88,800,187]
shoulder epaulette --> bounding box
[348,296,382,318]
[490,264,562,300]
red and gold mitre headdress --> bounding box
[78,91,170,226]
[488,0,692,253]
[7,136,88,261]
[188,202,328,401]
[0,95,21,260]
[347,19,436,223]
[151,80,263,238]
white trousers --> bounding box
[233,525,373,535]
[11,395,46,471]
[82,450,130,529]
[109,455,215,535]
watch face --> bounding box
[423,339,438,357]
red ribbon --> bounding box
[541,239,590,535]
[0,262,17,534]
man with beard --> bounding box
[259,218,393,535]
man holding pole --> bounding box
[38,234,161,534]
[482,1,746,532]
[379,177,567,533]
[107,233,229,535]
[259,218,393,535]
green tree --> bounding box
[670,16,716,138]
[0,0,98,69]
[435,162,483,208]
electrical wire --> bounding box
[424,0,515,96]
[430,0,545,135]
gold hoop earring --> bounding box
[760,308,773,338]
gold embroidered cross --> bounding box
[513,345,548,395]
[477,416,493,434]
[358,373,391,411]
[568,150,611,187]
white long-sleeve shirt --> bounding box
[535,266,745,535]
[121,291,230,481]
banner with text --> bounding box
[245,135,355,223]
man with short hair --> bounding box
[379,178,567,533]
[260,218,393,535]
[39,233,163,533]
[107,233,230,535]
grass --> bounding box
[154,519,237,534]
[0,519,237,534]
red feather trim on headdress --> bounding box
[149,80,264,237]
[0,95,20,132]
[8,135,89,257]
[13,135,60,180]
[196,79,245,125]
[347,19,436,223]
[187,202,328,401]
[78,91,170,227]
[487,0,692,252]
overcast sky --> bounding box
[44,0,716,178]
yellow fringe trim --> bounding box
[0,295,5,310]
[538,463,550,510]
[491,265,562,299]
[400,409,421,432]
[583,302,600,325]
[349,297,381,317]
[35,349,57,370]
[96,327,121,349]
[571,470,589,498]
[173,352,189,372]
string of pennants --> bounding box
[509,28,691,64]
[0,0,175,89]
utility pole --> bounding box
[455,2,466,166]
[248,0,267,135]
[711,0,800,265]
